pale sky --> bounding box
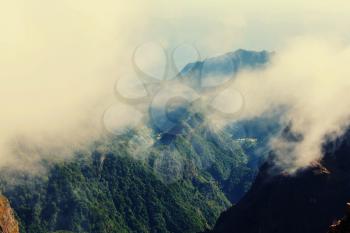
[143,0,350,54]
[2,1,350,56]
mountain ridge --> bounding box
[206,129,350,233]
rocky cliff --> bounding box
[208,129,350,233]
[328,203,350,233]
[0,195,19,233]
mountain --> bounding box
[180,49,271,91]
[178,49,279,171]
[181,49,270,80]
[206,129,350,233]
[0,107,258,233]
[147,108,257,203]
[0,49,273,233]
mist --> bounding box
[2,1,350,174]
[0,0,153,172]
[229,37,350,172]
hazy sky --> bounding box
[2,1,350,56]
[142,0,350,54]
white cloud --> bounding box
[1,0,350,172]
[230,37,350,172]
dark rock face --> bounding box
[208,130,350,233]
[327,203,350,233]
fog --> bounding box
[230,37,350,172]
[0,1,150,171]
[1,1,350,173]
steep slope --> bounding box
[207,129,350,233]
[147,110,256,203]
[0,112,257,233]
[0,195,19,233]
[1,154,229,233]
[328,203,350,233]
[0,108,255,233]
[148,49,275,202]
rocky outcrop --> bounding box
[0,195,19,233]
[328,203,350,233]
[208,129,350,233]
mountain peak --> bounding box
[180,48,271,90]
[230,48,270,56]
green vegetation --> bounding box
[0,111,256,233]
[3,153,232,233]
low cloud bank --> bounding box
[230,37,350,172]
